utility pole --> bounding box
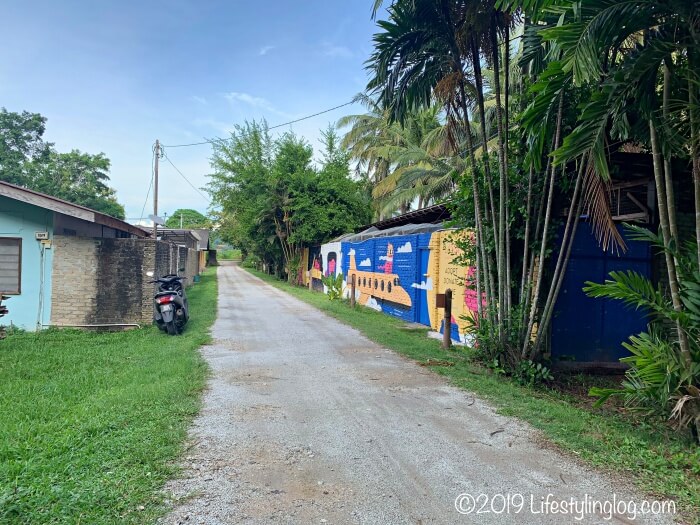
[153,139,159,239]
[180,212,183,229]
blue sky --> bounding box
[1,1,383,221]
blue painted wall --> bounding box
[341,235,421,324]
[0,196,53,330]
[551,222,651,362]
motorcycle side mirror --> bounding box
[146,271,154,277]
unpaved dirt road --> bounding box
[162,262,675,525]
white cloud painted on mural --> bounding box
[365,297,382,311]
[359,258,372,267]
[396,242,412,253]
[411,278,433,291]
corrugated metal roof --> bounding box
[358,203,451,232]
[0,180,149,238]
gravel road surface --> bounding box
[161,262,676,525]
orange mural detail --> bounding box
[347,249,412,307]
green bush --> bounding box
[321,273,344,301]
[584,225,700,440]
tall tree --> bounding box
[209,122,370,281]
[0,109,125,218]
[165,209,210,229]
[0,108,52,185]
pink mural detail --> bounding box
[464,266,486,317]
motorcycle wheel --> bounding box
[166,320,178,335]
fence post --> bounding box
[350,274,356,307]
[443,288,452,350]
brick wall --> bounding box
[50,236,99,325]
[50,237,200,327]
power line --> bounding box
[162,152,210,203]
[138,147,156,224]
[162,100,355,148]
[268,101,354,129]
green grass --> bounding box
[0,269,217,525]
[246,267,700,523]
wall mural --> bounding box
[330,230,480,342]
[307,245,324,292]
[423,230,480,344]
[320,242,342,278]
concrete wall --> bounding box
[0,196,54,329]
[50,237,199,327]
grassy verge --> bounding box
[246,267,699,522]
[0,268,217,525]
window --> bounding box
[0,238,21,294]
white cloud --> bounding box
[411,278,433,291]
[321,43,353,58]
[396,241,412,253]
[225,92,276,111]
[190,95,207,105]
[224,91,293,118]
[365,297,382,311]
[259,45,275,56]
[359,258,371,267]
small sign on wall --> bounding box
[436,293,446,308]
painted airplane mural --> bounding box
[347,243,412,307]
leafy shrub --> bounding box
[465,304,552,386]
[241,254,261,269]
[515,359,554,387]
[321,273,344,301]
[584,225,700,440]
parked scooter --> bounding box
[0,295,9,339]
[147,272,189,335]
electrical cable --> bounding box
[162,100,355,148]
[162,152,210,203]
[138,146,156,224]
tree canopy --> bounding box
[208,122,371,281]
[0,108,125,219]
[165,209,210,229]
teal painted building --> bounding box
[0,195,54,329]
[0,181,148,331]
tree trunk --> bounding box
[649,119,692,365]
[475,226,484,320]
[522,92,565,358]
[471,35,500,290]
[456,90,496,330]
[663,61,678,242]
[504,24,512,313]
[520,142,555,341]
[533,157,586,358]
[689,49,700,269]
[520,165,534,302]
[491,17,509,333]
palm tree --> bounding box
[339,96,459,217]
[521,0,700,362]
